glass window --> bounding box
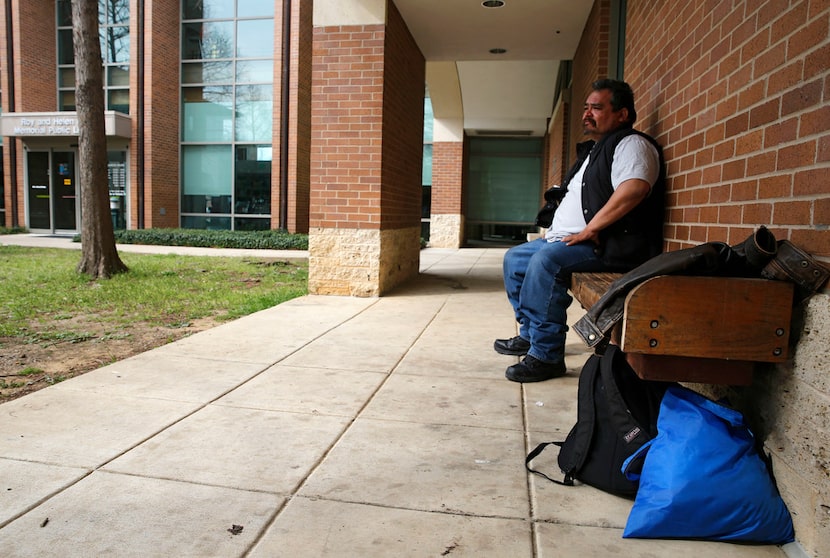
[423,95,434,143]
[236,60,273,83]
[182,145,233,208]
[234,145,272,215]
[181,3,274,230]
[108,65,130,87]
[234,85,273,142]
[108,89,129,114]
[58,29,75,65]
[106,0,130,24]
[421,185,431,220]
[467,138,543,225]
[234,217,271,231]
[59,68,76,88]
[107,151,128,230]
[183,0,234,20]
[182,61,234,84]
[236,20,273,58]
[102,27,130,64]
[57,0,72,26]
[182,21,234,60]
[182,86,234,142]
[58,1,129,113]
[59,91,76,111]
[182,215,232,230]
[422,144,432,186]
[237,0,274,18]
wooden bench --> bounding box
[570,273,795,385]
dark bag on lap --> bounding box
[526,345,672,497]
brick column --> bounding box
[131,0,180,228]
[428,117,465,248]
[272,0,312,234]
[309,1,425,296]
[1,1,57,228]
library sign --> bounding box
[0,111,132,138]
[10,115,79,136]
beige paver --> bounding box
[0,239,795,557]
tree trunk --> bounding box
[72,0,127,278]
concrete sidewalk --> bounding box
[0,237,793,557]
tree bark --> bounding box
[72,0,127,278]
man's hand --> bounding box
[563,229,599,246]
[564,178,651,246]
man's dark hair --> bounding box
[592,79,637,125]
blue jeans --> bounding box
[502,238,606,363]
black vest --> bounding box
[536,127,665,269]
[581,127,666,269]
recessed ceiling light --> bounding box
[482,1,505,8]
[489,48,507,54]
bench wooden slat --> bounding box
[570,272,623,309]
[569,271,794,386]
[621,276,793,362]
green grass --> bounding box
[0,245,308,339]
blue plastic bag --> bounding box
[622,386,795,544]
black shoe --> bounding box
[505,355,567,383]
[494,335,531,356]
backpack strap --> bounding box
[557,354,600,474]
[599,345,648,446]
[525,441,573,486]
[525,354,601,485]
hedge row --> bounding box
[67,228,308,250]
[114,228,308,250]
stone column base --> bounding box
[427,214,464,248]
[308,226,421,296]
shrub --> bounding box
[73,228,308,250]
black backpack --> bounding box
[526,345,672,498]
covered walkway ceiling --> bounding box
[394,0,592,137]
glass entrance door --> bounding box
[26,150,78,232]
[27,152,51,229]
[52,151,77,231]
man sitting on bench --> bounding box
[495,79,665,383]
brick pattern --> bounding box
[308,3,423,295]
[310,24,386,230]
[430,141,464,214]
[310,3,424,232]
[379,2,424,230]
[14,2,57,112]
[282,0,313,234]
[614,4,830,556]
[1,2,58,226]
[568,0,609,160]
[545,104,569,188]
[625,0,830,258]
[132,0,180,228]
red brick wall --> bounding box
[310,24,386,230]
[625,0,830,260]
[431,141,464,214]
[284,0,312,233]
[545,104,569,189]
[133,0,179,228]
[380,2,425,229]
[568,0,610,159]
[15,2,57,112]
[310,3,425,231]
[1,2,58,226]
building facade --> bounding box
[0,2,828,553]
